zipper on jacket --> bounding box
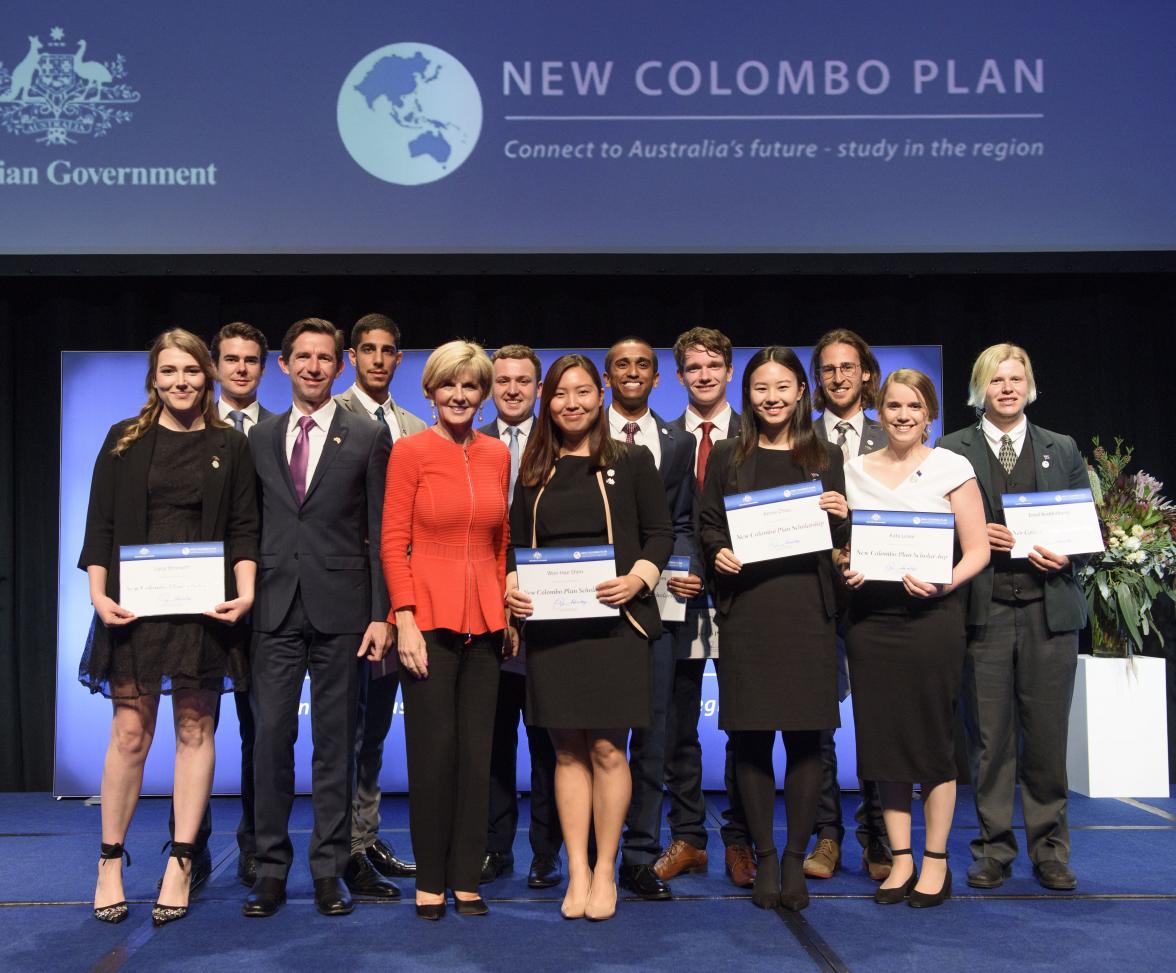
[463,442,475,644]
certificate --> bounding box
[515,545,618,621]
[655,555,691,623]
[119,541,225,617]
[851,510,955,585]
[1001,488,1105,559]
[724,480,833,565]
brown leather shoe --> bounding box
[862,839,893,882]
[803,838,841,879]
[724,844,756,889]
[653,840,708,880]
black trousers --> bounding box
[486,670,562,857]
[401,629,500,894]
[352,668,399,854]
[251,593,363,881]
[661,658,710,849]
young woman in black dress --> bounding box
[79,329,258,925]
[699,346,849,911]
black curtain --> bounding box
[2,270,1173,790]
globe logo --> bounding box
[337,42,482,186]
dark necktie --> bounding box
[697,421,715,492]
[622,421,640,444]
[227,410,246,433]
[374,404,389,435]
[506,426,520,502]
[290,415,316,502]
[999,433,1017,475]
[834,420,852,462]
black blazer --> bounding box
[647,409,698,578]
[79,419,259,603]
[669,409,740,581]
[250,407,391,635]
[508,444,675,641]
[698,436,848,621]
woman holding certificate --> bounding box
[79,328,258,926]
[381,340,511,920]
[698,346,849,913]
[506,354,673,922]
[840,368,988,909]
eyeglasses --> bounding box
[819,363,861,378]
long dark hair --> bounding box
[518,354,623,487]
[736,346,828,474]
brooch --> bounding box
[333,436,342,444]
[211,456,220,469]
[1042,452,1051,469]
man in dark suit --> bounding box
[603,337,697,901]
[659,327,756,890]
[478,345,564,890]
[333,314,422,899]
[244,318,393,918]
[938,343,1087,892]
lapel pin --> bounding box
[333,436,342,444]
[661,427,669,435]
[607,469,615,477]
[866,439,874,447]
[211,456,220,469]
[606,478,616,485]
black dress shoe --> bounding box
[480,851,514,884]
[345,852,401,899]
[618,864,672,901]
[237,852,258,888]
[1033,860,1077,891]
[453,895,489,916]
[908,850,952,909]
[367,838,416,878]
[416,901,446,920]
[967,857,1012,889]
[314,876,354,916]
[527,854,562,889]
[243,877,286,918]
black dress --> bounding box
[79,426,248,699]
[715,448,840,732]
[524,455,652,729]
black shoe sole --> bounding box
[527,875,562,889]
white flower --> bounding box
[1125,536,1142,551]
[1130,550,1148,565]
[1131,524,1145,538]
[1112,526,1127,538]
[1109,536,1120,549]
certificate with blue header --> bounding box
[724,480,833,565]
[1001,489,1105,559]
[515,545,618,621]
[655,555,691,623]
[118,542,225,617]
[851,510,955,584]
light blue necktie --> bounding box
[227,410,246,433]
[507,426,520,504]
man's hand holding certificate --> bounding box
[119,542,226,617]
[724,481,833,565]
[850,510,955,585]
[655,555,691,622]
[1001,488,1105,560]
[513,546,619,621]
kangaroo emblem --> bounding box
[0,36,42,101]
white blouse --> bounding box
[845,447,975,514]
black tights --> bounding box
[733,730,822,857]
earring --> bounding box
[477,404,485,424]
[431,403,437,423]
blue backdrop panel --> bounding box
[55,344,941,796]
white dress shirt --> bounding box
[349,383,400,442]
[608,404,662,468]
[683,403,734,479]
[981,415,1028,461]
[285,399,336,486]
[822,409,865,460]
[217,398,261,434]
[496,414,534,449]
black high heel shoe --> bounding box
[873,848,917,905]
[152,841,195,926]
[778,850,810,912]
[751,848,781,909]
[94,842,132,924]
[909,850,952,909]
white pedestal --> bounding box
[1067,654,1170,798]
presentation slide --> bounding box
[3,1,1173,254]
[55,344,941,797]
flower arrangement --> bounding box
[1081,437,1176,656]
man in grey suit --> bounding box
[333,313,424,898]
[805,328,891,883]
[244,318,393,918]
[938,343,1087,892]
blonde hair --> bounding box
[967,343,1038,410]
[879,368,939,444]
[114,329,225,455]
[421,339,493,398]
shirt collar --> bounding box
[350,383,392,418]
[290,397,336,433]
[498,415,534,438]
[218,398,260,423]
[823,409,863,439]
[684,402,733,435]
[981,414,1027,448]
[609,404,656,437]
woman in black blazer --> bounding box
[79,329,258,926]
[506,354,673,921]
[699,346,848,912]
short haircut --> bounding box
[673,327,732,370]
[492,343,542,381]
[810,328,882,412]
[421,339,493,397]
[281,317,344,362]
[210,321,268,368]
[966,342,1039,410]
[351,313,401,350]
[880,368,939,443]
[604,336,658,374]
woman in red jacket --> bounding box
[381,340,511,920]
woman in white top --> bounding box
[839,368,988,909]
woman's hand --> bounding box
[666,573,704,599]
[395,610,429,679]
[818,490,849,519]
[94,595,136,627]
[986,523,1016,552]
[505,587,534,619]
[713,548,742,576]
[902,574,945,599]
[204,595,253,625]
[596,574,645,606]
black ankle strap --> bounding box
[923,850,949,860]
[890,848,913,857]
[161,840,196,862]
[100,842,132,867]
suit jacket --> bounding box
[508,444,674,641]
[334,386,427,439]
[250,407,392,634]
[669,408,740,583]
[648,409,697,575]
[936,419,1088,633]
[813,412,887,456]
[79,419,259,641]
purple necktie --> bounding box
[622,421,640,444]
[290,415,316,502]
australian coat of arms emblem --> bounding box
[0,27,140,145]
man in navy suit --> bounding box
[604,337,697,901]
[244,318,392,918]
